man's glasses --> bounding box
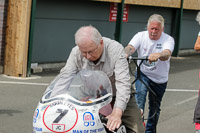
[81,45,99,55]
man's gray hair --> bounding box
[147,14,165,28]
[75,25,102,45]
[196,11,200,25]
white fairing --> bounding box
[33,70,113,133]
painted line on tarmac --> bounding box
[166,89,198,92]
[2,74,41,80]
[0,81,81,87]
[0,81,49,86]
[0,81,199,93]
[175,95,198,105]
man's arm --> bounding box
[148,49,171,63]
[194,35,200,52]
[106,42,131,131]
[124,44,136,58]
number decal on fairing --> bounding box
[53,109,68,123]
[42,101,78,132]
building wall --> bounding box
[0,0,199,75]
[32,0,176,63]
[0,0,8,69]
[180,10,200,49]
[32,0,115,63]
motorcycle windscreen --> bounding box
[42,69,112,103]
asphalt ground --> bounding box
[0,54,199,133]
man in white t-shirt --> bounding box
[125,14,174,133]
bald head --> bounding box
[75,25,102,46]
[74,26,104,61]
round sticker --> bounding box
[43,101,78,132]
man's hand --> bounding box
[124,45,135,58]
[148,49,171,63]
[106,108,122,131]
[148,52,161,63]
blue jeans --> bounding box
[135,72,167,133]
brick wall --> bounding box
[0,0,8,72]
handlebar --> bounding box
[128,56,148,64]
[128,56,149,60]
[128,56,149,65]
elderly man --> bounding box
[125,14,175,133]
[54,25,145,133]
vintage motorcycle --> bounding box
[33,69,126,133]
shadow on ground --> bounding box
[0,109,22,116]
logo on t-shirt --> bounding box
[143,60,155,67]
[156,44,162,49]
[142,57,157,71]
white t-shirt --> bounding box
[129,31,175,83]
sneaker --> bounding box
[196,123,200,131]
